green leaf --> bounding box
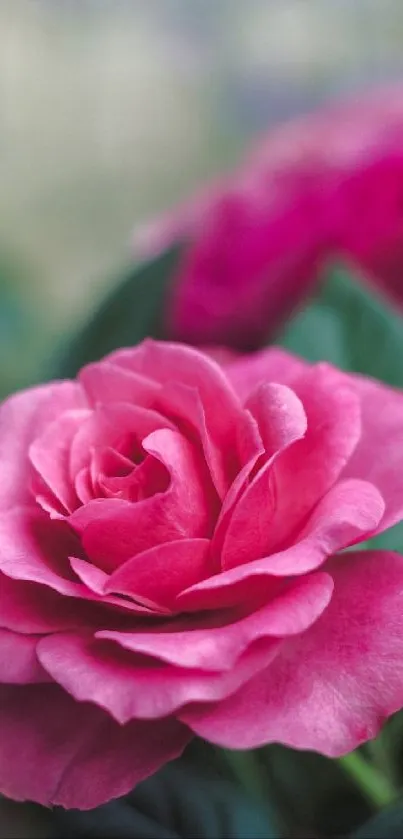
[52,747,275,838]
[280,263,403,388]
[349,800,403,838]
[51,247,181,380]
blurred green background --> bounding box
[2,0,403,396]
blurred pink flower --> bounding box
[133,85,403,348]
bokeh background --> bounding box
[2,0,403,396]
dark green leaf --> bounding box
[51,247,181,380]
[260,744,372,838]
[52,748,275,838]
[349,799,403,838]
[280,263,403,388]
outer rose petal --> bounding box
[79,361,159,408]
[98,571,333,671]
[178,478,383,611]
[0,573,113,634]
[0,508,158,618]
[37,632,280,723]
[181,550,403,756]
[219,348,403,536]
[0,382,87,511]
[222,371,362,568]
[0,683,190,809]
[218,347,308,403]
[0,507,85,596]
[262,366,361,552]
[334,369,403,533]
[0,630,48,684]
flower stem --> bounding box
[339,750,398,810]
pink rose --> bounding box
[133,85,403,348]
[2,339,403,810]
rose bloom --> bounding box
[2,339,403,810]
[133,85,403,348]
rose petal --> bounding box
[0,508,158,618]
[109,340,261,497]
[337,370,403,533]
[245,382,307,456]
[212,347,307,403]
[0,507,84,596]
[80,362,159,408]
[106,539,211,608]
[0,683,190,809]
[68,557,164,615]
[0,382,87,511]
[0,574,100,634]
[74,466,95,505]
[71,429,215,571]
[29,410,90,515]
[0,630,48,684]
[178,478,384,611]
[37,632,279,723]
[220,383,307,569]
[99,571,333,671]
[69,402,174,483]
[261,365,362,553]
[223,350,403,538]
[181,550,403,756]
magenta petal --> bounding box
[261,366,361,553]
[68,557,161,615]
[29,410,90,515]
[221,348,308,403]
[0,630,48,684]
[178,478,383,611]
[221,383,307,568]
[99,571,333,671]
[224,352,403,538]
[181,550,403,756]
[72,430,215,571]
[0,574,102,634]
[80,361,159,408]
[37,632,279,723]
[68,557,109,595]
[0,382,87,511]
[69,402,173,483]
[109,340,261,497]
[245,382,307,456]
[0,508,150,617]
[0,683,190,809]
[261,477,385,575]
[0,507,86,597]
[340,372,403,533]
[106,539,211,608]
